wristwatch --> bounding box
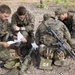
[20,27,21,31]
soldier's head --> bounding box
[0,4,11,21]
[55,8,68,21]
[17,6,27,21]
[43,13,55,21]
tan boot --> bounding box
[54,59,69,67]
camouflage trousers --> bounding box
[0,46,10,61]
[0,46,20,69]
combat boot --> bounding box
[54,59,69,67]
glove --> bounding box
[31,41,38,50]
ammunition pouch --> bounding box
[38,46,53,70]
[38,55,52,70]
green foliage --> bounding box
[55,0,61,4]
[43,0,51,2]
[71,4,75,8]
[63,0,71,7]
[54,0,73,7]
[37,3,48,9]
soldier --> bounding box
[11,6,35,75]
[11,6,35,56]
[35,14,73,68]
[0,4,11,41]
[0,4,27,70]
[55,8,75,38]
[0,4,11,63]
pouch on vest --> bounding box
[39,49,52,70]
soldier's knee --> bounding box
[54,51,65,61]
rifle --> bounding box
[19,42,38,75]
[46,27,75,60]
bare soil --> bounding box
[0,1,75,75]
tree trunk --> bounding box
[40,0,43,4]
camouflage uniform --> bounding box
[35,15,72,66]
[11,10,35,75]
[0,20,11,62]
[11,11,35,55]
[0,20,11,41]
[55,8,75,38]
[0,19,20,69]
[11,11,35,42]
[61,13,75,38]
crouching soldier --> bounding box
[11,6,35,44]
[35,14,73,69]
[55,8,75,38]
[0,4,11,67]
[0,4,28,75]
[0,5,20,74]
[11,6,35,75]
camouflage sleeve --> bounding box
[25,13,35,32]
[3,20,11,31]
[11,13,17,25]
[72,15,75,32]
[0,20,11,35]
[35,25,41,45]
[35,23,46,45]
[6,23,11,31]
[63,24,72,46]
[7,23,12,34]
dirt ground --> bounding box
[0,1,75,75]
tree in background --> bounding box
[37,0,48,9]
[55,0,61,4]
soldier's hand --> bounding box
[2,42,10,47]
[20,27,25,31]
[21,37,27,43]
[13,25,20,31]
[13,35,17,40]
[31,29,34,32]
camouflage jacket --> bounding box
[0,19,10,35]
[11,11,35,32]
[35,18,72,47]
[60,13,75,33]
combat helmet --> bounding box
[55,8,68,16]
[43,13,54,21]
